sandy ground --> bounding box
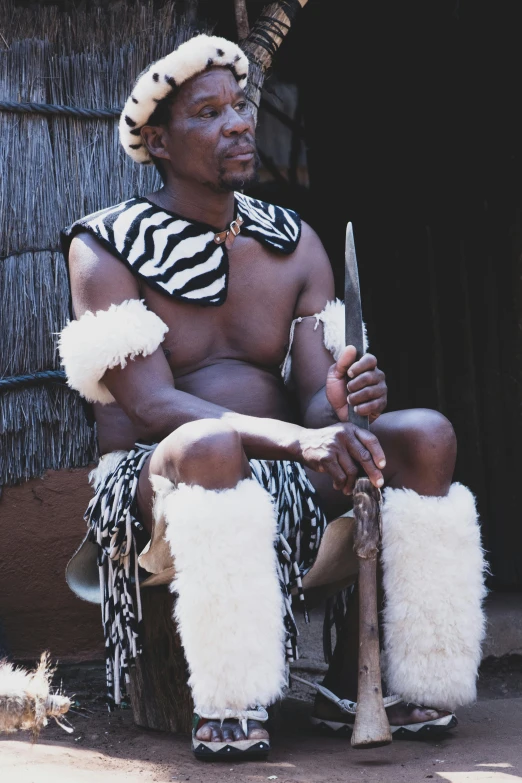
[1,660,522,783]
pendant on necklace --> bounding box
[214,215,244,246]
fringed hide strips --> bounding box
[381,484,488,711]
[281,299,369,385]
[58,299,168,404]
[0,0,200,487]
[120,35,249,164]
[156,476,287,718]
[0,652,71,738]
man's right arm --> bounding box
[68,234,385,490]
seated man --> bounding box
[59,33,486,760]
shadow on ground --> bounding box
[1,659,522,782]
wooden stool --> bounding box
[129,586,193,734]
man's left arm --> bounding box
[290,222,387,429]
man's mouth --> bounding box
[224,145,255,162]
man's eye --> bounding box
[236,101,248,112]
[200,108,218,118]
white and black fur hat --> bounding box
[119,34,249,164]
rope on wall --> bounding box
[0,98,303,135]
[0,371,67,391]
[0,247,61,261]
[0,100,121,119]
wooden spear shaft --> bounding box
[351,479,392,748]
[234,0,250,40]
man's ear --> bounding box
[140,125,170,162]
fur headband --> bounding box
[119,34,249,164]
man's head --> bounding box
[141,67,259,192]
[119,34,258,192]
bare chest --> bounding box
[140,236,303,376]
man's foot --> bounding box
[192,714,271,759]
[312,692,457,738]
[195,718,269,743]
[385,701,451,726]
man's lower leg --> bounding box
[142,422,287,748]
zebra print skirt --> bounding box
[85,445,330,704]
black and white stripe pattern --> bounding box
[84,444,154,704]
[85,447,327,703]
[235,193,301,252]
[249,459,329,662]
[62,194,301,307]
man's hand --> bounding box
[325,346,387,423]
[298,422,386,494]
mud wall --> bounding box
[0,467,103,662]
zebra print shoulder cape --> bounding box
[61,193,301,307]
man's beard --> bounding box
[215,150,260,193]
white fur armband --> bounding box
[313,299,368,361]
[58,299,168,404]
[281,299,368,384]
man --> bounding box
[59,33,486,759]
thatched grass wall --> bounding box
[0,0,201,487]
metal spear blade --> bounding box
[345,222,369,430]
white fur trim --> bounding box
[120,34,249,164]
[0,655,71,734]
[0,661,33,700]
[314,299,368,361]
[281,299,368,384]
[381,483,488,711]
[88,450,129,489]
[58,299,168,404]
[160,477,286,717]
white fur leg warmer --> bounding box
[381,483,487,711]
[159,477,286,718]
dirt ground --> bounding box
[1,658,522,783]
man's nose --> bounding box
[222,105,251,136]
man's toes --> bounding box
[387,703,452,726]
[195,721,213,741]
[221,724,236,743]
[247,719,269,740]
[411,707,446,722]
[195,719,226,742]
[230,721,247,742]
[195,718,269,743]
[413,707,451,723]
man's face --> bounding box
[160,68,259,192]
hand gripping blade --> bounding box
[345,222,369,431]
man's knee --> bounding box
[397,408,457,469]
[153,419,247,488]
